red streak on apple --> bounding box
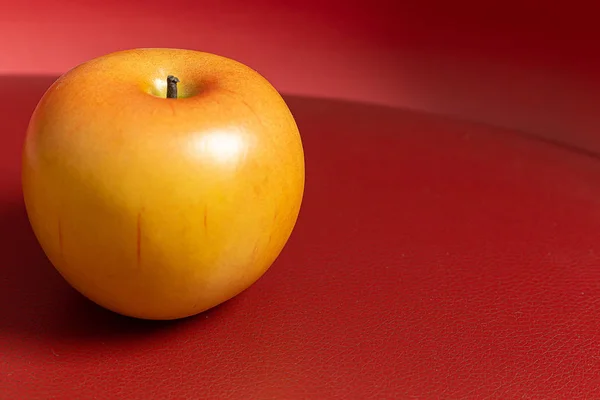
[136,212,142,268]
[204,205,208,231]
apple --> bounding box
[21,48,305,320]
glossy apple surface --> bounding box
[21,48,305,320]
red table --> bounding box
[1,75,600,398]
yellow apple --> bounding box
[21,48,305,320]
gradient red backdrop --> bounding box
[1,0,599,149]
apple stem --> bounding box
[166,75,180,99]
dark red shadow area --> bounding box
[1,75,600,399]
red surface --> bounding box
[2,76,600,398]
[2,1,600,148]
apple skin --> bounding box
[21,48,305,320]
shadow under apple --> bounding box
[0,200,201,341]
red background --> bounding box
[1,0,600,150]
[2,0,600,398]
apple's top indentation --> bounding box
[145,74,200,99]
